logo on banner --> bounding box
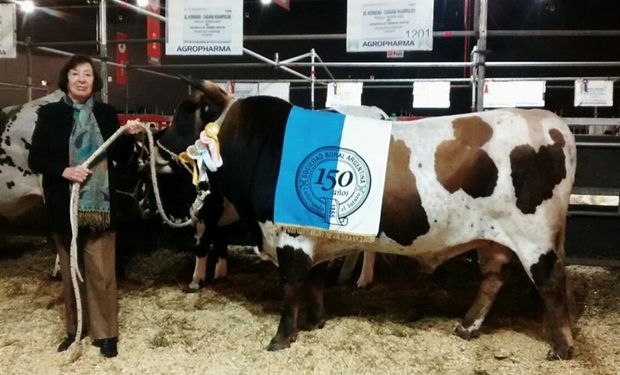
[295,147,371,226]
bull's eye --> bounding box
[204,105,209,112]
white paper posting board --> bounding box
[412,81,451,108]
[483,80,546,108]
[258,82,290,101]
[215,82,290,101]
[166,0,243,55]
[574,79,614,107]
[325,82,364,107]
[0,4,16,59]
[347,0,434,52]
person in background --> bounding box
[28,54,143,358]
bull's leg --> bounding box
[51,253,62,280]
[454,243,511,340]
[356,251,376,288]
[187,256,207,292]
[212,230,228,279]
[303,262,327,331]
[267,245,312,351]
[185,225,208,293]
[527,250,574,360]
[336,252,360,285]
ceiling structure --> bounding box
[4,0,620,115]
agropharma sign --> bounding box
[166,0,243,56]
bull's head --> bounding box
[151,77,235,178]
[157,76,235,157]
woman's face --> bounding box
[67,62,94,103]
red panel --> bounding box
[115,32,128,85]
[146,0,161,65]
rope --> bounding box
[66,125,127,361]
[65,122,202,361]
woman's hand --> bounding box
[123,119,146,135]
[62,165,91,183]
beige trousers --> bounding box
[53,231,118,340]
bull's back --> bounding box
[378,109,576,256]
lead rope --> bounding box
[65,122,201,362]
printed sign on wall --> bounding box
[483,80,546,108]
[0,4,16,59]
[413,81,451,108]
[325,82,364,107]
[346,0,434,52]
[166,0,243,55]
[574,79,614,107]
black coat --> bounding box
[28,98,133,232]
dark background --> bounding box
[2,0,620,117]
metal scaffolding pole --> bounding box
[99,0,109,103]
[110,0,165,21]
[487,61,620,67]
[26,37,32,102]
[475,0,488,111]
[27,29,620,48]
[310,49,316,109]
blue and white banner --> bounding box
[275,107,392,242]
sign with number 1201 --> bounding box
[346,0,434,52]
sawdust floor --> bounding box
[1,238,619,375]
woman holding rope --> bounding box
[28,55,143,358]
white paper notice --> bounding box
[0,4,16,59]
[166,0,243,55]
[413,81,451,108]
[258,82,291,101]
[347,0,434,52]
[483,80,546,108]
[574,79,614,107]
[325,82,364,107]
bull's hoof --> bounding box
[182,281,204,293]
[356,280,374,289]
[546,346,574,361]
[301,319,326,331]
[266,333,297,351]
[454,324,480,340]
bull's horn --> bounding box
[178,75,224,95]
[178,75,206,90]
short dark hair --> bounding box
[58,54,103,93]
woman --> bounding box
[28,55,142,358]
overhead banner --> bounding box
[146,0,161,65]
[166,0,243,55]
[115,32,128,85]
[413,81,451,108]
[483,80,546,108]
[0,4,16,59]
[325,82,363,107]
[574,79,614,107]
[346,0,433,52]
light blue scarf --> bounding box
[65,95,110,230]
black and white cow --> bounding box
[1,91,63,229]
[160,79,577,360]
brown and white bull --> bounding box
[162,79,577,360]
